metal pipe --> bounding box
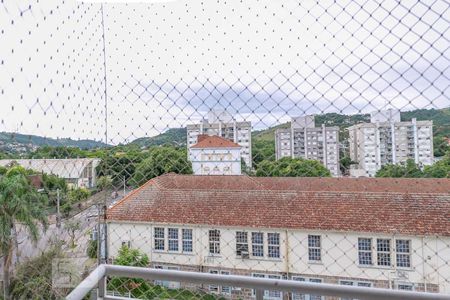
[103,265,450,300]
[66,264,106,300]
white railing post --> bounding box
[98,275,106,299]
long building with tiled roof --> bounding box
[106,174,450,297]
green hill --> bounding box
[0,132,110,155]
[130,128,187,148]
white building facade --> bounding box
[0,158,100,188]
[275,116,340,176]
[348,109,434,177]
[189,135,242,175]
[106,174,450,298]
[187,110,252,168]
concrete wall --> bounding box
[107,222,450,294]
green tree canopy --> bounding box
[9,245,65,300]
[129,147,192,187]
[423,152,450,178]
[255,157,331,177]
[0,167,48,300]
[375,159,424,178]
[108,246,152,298]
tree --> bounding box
[96,175,113,191]
[9,244,66,299]
[0,165,7,175]
[64,219,81,248]
[423,152,450,178]
[252,139,275,167]
[339,156,356,176]
[87,238,98,259]
[130,147,192,187]
[0,166,48,300]
[255,157,331,177]
[433,136,450,157]
[108,246,152,298]
[375,159,424,178]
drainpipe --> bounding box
[421,236,427,292]
[284,230,290,277]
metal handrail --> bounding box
[66,264,450,300]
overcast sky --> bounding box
[0,0,449,145]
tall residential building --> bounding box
[275,116,340,176]
[348,109,434,177]
[187,110,252,168]
[189,135,242,175]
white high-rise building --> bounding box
[348,109,434,177]
[187,110,252,168]
[275,116,340,176]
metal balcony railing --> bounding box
[67,265,450,300]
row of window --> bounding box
[358,238,411,268]
[208,273,414,299]
[151,229,411,268]
[154,228,193,253]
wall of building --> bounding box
[187,121,252,168]
[107,222,450,294]
[348,121,433,177]
[189,148,242,175]
[275,123,340,177]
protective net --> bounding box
[0,0,449,299]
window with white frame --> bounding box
[154,227,165,251]
[396,240,411,268]
[252,273,282,300]
[236,231,249,256]
[209,270,231,294]
[396,282,414,291]
[252,232,264,257]
[292,277,323,300]
[182,229,193,253]
[209,270,219,293]
[221,271,231,294]
[168,228,179,251]
[121,241,131,248]
[308,235,321,261]
[154,265,180,289]
[376,239,391,266]
[268,233,280,258]
[358,238,372,265]
[339,280,372,300]
[209,229,220,255]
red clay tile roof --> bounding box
[107,174,450,236]
[191,135,241,149]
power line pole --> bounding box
[56,188,61,229]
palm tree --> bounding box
[0,166,48,300]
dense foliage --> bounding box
[252,139,275,168]
[0,166,48,300]
[9,245,65,300]
[108,246,153,298]
[28,146,105,159]
[376,155,450,178]
[255,157,331,177]
[109,246,220,300]
[129,146,192,187]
